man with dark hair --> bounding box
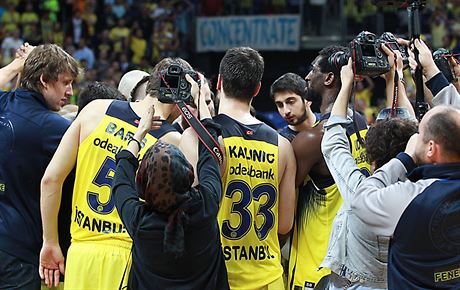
[77,81,126,114]
[0,43,79,289]
[271,72,319,141]
[181,47,296,290]
[288,45,370,290]
[39,57,185,289]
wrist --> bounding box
[424,62,441,81]
[129,137,142,151]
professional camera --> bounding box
[328,31,390,77]
[158,64,199,104]
[433,48,456,83]
[377,32,409,68]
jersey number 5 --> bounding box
[221,180,277,241]
[87,157,117,214]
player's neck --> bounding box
[131,97,170,120]
[218,96,258,124]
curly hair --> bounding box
[366,118,418,169]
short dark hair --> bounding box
[21,44,80,93]
[316,45,347,78]
[366,118,419,169]
[77,82,125,113]
[219,47,264,102]
[146,57,193,98]
[270,73,307,100]
[423,107,460,157]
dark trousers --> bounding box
[0,249,40,290]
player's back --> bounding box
[213,113,283,289]
[70,100,176,245]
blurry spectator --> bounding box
[42,0,59,22]
[51,22,64,47]
[40,11,53,43]
[152,19,179,62]
[201,0,224,15]
[99,4,117,30]
[119,52,130,72]
[67,11,89,45]
[430,8,448,49]
[74,38,95,70]
[175,0,194,59]
[94,49,111,79]
[239,0,252,14]
[97,29,113,57]
[109,18,130,54]
[20,2,39,42]
[1,29,22,65]
[271,0,287,14]
[1,2,20,33]
[112,0,127,19]
[81,4,97,39]
[130,28,147,65]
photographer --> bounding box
[321,50,418,289]
[402,38,460,106]
[111,74,229,290]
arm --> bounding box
[39,119,80,287]
[113,105,163,233]
[322,59,367,201]
[277,136,296,234]
[0,43,34,88]
[196,119,223,212]
[381,44,415,117]
[291,126,323,187]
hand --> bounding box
[448,56,460,93]
[411,39,439,80]
[185,73,201,108]
[39,243,65,288]
[340,57,354,85]
[404,133,419,164]
[381,43,404,78]
[15,42,35,61]
[135,105,162,139]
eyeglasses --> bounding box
[130,75,150,100]
[376,107,416,121]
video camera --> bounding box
[433,48,457,83]
[328,31,390,77]
[158,64,199,104]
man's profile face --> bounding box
[305,56,324,107]
[42,72,74,112]
[274,91,307,126]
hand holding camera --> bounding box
[158,64,200,104]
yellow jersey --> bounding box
[214,114,283,290]
[70,101,176,246]
[288,114,370,290]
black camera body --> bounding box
[433,48,456,83]
[159,64,199,104]
[377,32,409,68]
[328,31,390,77]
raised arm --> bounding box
[322,59,367,201]
[0,43,34,88]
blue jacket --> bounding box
[0,89,70,265]
[389,163,460,290]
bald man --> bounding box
[350,106,460,290]
[118,70,149,101]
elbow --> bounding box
[278,216,294,235]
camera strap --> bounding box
[158,71,223,165]
[391,51,399,117]
[176,101,224,165]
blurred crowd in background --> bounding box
[0,0,459,123]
